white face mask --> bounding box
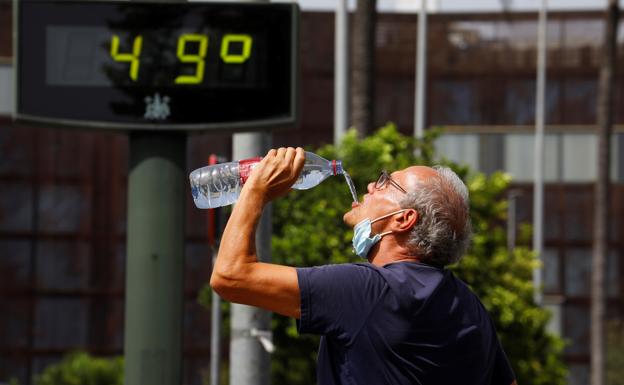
[352,209,407,259]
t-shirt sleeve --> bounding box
[296,263,387,342]
[490,340,515,385]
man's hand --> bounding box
[243,147,306,204]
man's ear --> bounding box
[393,209,418,233]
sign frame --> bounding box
[12,0,300,132]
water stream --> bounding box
[342,171,359,203]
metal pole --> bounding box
[334,0,349,145]
[507,190,520,254]
[124,132,186,385]
[591,1,618,383]
[230,132,273,385]
[532,0,547,306]
[210,251,222,385]
[122,0,187,376]
[209,155,222,385]
[414,0,427,141]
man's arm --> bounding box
[210,147,305,319]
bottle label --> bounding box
[239,157,263,185]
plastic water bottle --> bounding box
[190,151,344,209]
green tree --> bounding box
[35,352,123,385]
[268,124,567,385]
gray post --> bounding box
[334,0,349,145]
[211,253,222,385]
[533,0,547,306]
[208,155,225,385]
[414,0,427,141]
[124,132,186,385]
[507,189,521,254]
[230,132,273,385]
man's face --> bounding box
[343,166,437,228]
[342,168,405,227]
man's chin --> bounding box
[343,208,357,227]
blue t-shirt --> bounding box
[296,261,515,385]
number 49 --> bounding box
[110,33,253,84]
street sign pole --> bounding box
[334,0,349,145]
[533,0,547,306]
[414,0,428,143]
[125,132,186,385]
[123,0,185,383]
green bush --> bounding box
[35,352,123,385]
[268,124,567,385]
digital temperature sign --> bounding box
[15,0,299,131]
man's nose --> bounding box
[367,182,375,194]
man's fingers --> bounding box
[284,147,296,165]
[246,147,304,201]
[292,147,305,177]
[276,147,287,159]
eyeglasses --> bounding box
[375,170,407,194]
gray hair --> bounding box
[399,166,472,267]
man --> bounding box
[211,147,517,385]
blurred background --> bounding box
[1,0,624,384]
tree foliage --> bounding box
[270,124,567,385]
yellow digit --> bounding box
[110,34,142,81]
[175,34,208,84]
[220,34,253,64]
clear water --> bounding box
[190,162,241,209]
[292,164,330,190]
[191,162,337,208]
[190,159,358,208]
[343,171,358,203]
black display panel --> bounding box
[16,0,299,130]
